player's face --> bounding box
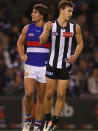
[31,9,43,22]
[61,6,73,21]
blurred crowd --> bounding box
[0,0,98,97]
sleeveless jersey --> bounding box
[48,20,76,69]
[26,23,50,66]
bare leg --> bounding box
[36,82,46,121]
[55,80,69,116]
[24,78,36,114]
[44,78,57,113]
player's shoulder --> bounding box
[70,21,80,28]
[46,19,57,28]
[23,22,35,30]
[70,21,81,33]
[22,24,29,34]
[46,21,52,25]
[44,21,52,30]
[75,24,81,33]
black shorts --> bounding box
[46,64,72,80]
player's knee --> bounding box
[25,93,33,100]
[46,92,53,100]
[37,94,44,103]
[57,93,65,100]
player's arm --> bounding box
[74,24,83,59]
[40,21,52,45]
[67,24,83,63]
[17,25,29,62]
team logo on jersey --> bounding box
[25,72,29,76]
[63,32,73,37]
[28,33,34,37]
[52,32,59,36]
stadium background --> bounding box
[0,0,98,130]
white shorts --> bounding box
[24,64,46,83]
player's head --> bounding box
[31,4,48,22]
[58,0,75,21]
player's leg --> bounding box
[46,80,70,131]
[50,79,69,130]
[36,82,46,120]
[43,77,57,131]
[45,78,57,114]
[55,79,69,116]
[33,66,46,131]
[33,82,46,131]
[23,64,37,131]
[23,78,36,131]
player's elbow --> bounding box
[81,42,84,50]
[17,41,22,52]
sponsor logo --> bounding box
[51,103,74,117]
[52,32,59,36]
[46,71,53,76]
[61,103,74,117]
[35,30,41,32]
[28,33,34,37]
[63,32,73,37]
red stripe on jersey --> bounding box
[27,41,50,48]
[63,32,73,37]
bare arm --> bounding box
[74,24,83,58]
[67,24,83,64]
[40,21,52,45]
[17,25,29,61]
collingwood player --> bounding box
[40,0,83,130]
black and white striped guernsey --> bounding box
[48,20,76,69]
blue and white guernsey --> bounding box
[26,23,50,66]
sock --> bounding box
[52,116,60,125]
[25,113,32,122]
[34,120,42,128]
[45,113,51,122]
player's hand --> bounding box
[67,55,77,64]
[21,54,28,62]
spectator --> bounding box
[88,67,98,94]
[0,56,7,95]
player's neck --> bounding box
[35,20,45,27]
[57,16,68,28]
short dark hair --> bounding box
[58,0,75,11]
[33,4,48,22]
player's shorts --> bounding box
[24,64,46,83]
[46,64,72,80]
